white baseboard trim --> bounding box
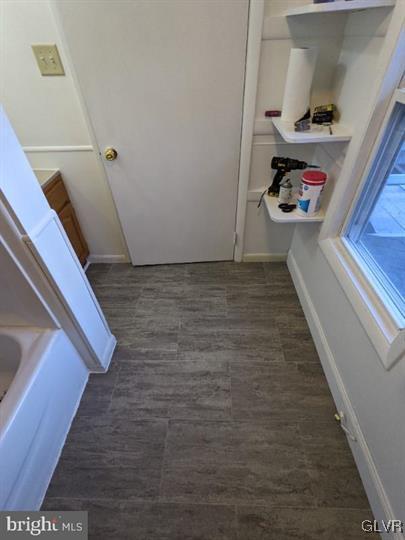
[242,252,287,262]
[87,254,128,264]
[38,372,89,511]
[287,251,401,539]
[92,334,117,373]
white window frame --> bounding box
[319,10,405,371]
[343,95,405,328]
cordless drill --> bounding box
[267,156,319,196]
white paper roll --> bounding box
[281,48,317,123]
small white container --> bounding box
[297,170,327,216]
[278,178,293,204]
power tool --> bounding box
[267,156,319,196]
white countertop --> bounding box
[33,169,60,187]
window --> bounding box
[344,98,405,327]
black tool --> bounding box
[294,108,311,132]
[267,157,319,197]
[312,104,335,125]
[278,203,296,213]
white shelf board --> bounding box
[272,117,352,144]
[263,194,325,223]
[285,0,395,17]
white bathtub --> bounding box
[0,327,88,510]
[0,328,52,431]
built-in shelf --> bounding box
[285,0,395,17]
[272,117,352,144]
[263,194,325,223]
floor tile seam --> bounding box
[153,417,306,426]
[87,266,113,283]
[59,449,166,461]
[44,495,165,505]
[113,346,180,354]
[114,365,232,377]
[69,416,169,426]
[106,368,123,415]
[104,264,114,278]
[44,496,245,510]
[116,360,230,367]
[229,359,296,368]
[158,419,170,499]
[314,502,374,510]
[233,502,353,511]
[233,504,239,537]
[298,428,323,509]
[161,460,308,472]
[180,319,281,329]
[91,415,255,423]
[234,504,240,540]
[116,347,180,359]
[277,340,288,363]
[116,356,187,363]
[85,365,123,418]
[295,418,343,436]
[155,495,258,510]
[229,361,234,422]
[44,495,329,511]
[156,495,323,507]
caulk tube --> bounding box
[278,178,292,204]
[281,48,318,123]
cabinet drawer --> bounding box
[43,174,69,214]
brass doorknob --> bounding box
[104,147,118,161]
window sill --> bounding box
[319,237,405,370]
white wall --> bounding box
[310,6,392,214]
[333,8,393,130]
[0,242,54,328]
[288,5,405,527]
[290,226,405,525]
[0,0,128,261]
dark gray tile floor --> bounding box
[42,262,377,539]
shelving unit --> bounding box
[272,117,352,144]
[263,194,325,223]
[285,0,395,17]
[240,0,394,247]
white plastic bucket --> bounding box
[297,170,327,216]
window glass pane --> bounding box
[345,102,405,323]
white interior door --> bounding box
[54,0,248,265]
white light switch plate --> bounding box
[32,44,65,76]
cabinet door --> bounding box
[59,203,89,266]
[43,174,70,214]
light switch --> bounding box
[32,44,65,76]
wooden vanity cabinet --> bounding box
[42,173,89,266]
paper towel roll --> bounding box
[281,48,317,123]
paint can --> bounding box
[297,170,327,216]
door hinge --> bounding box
[233,232,238,246]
